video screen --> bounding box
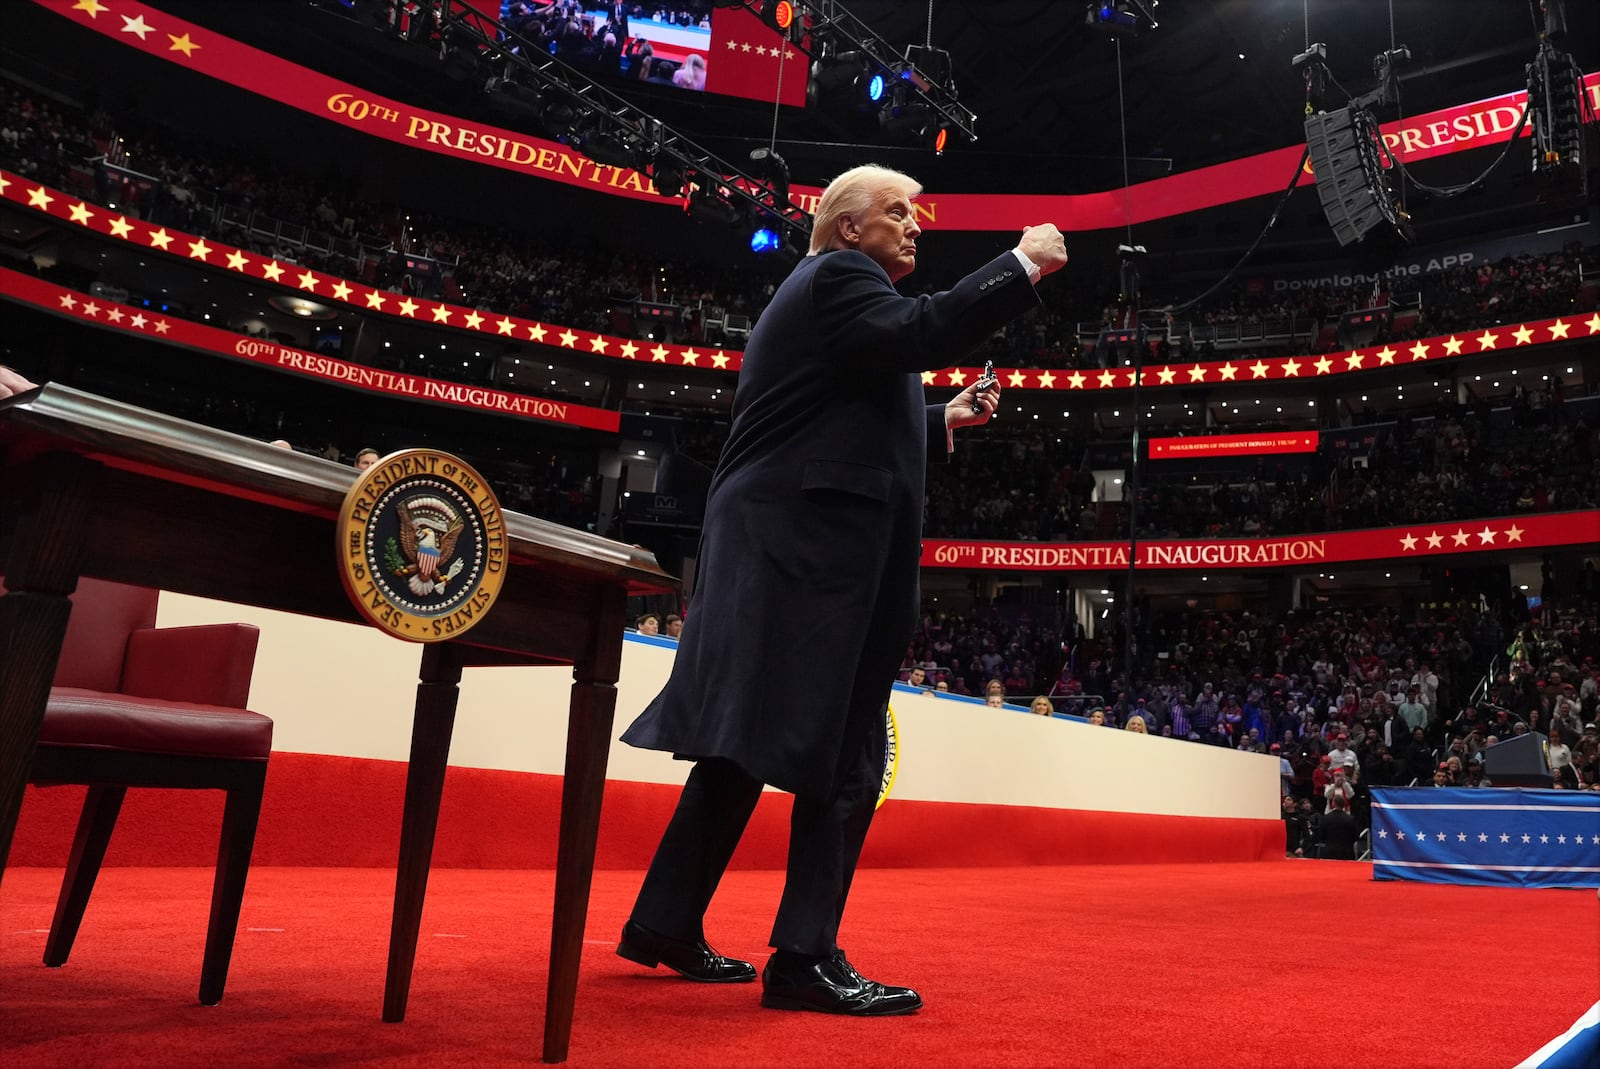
[498,2,807,105]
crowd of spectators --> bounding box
[897,592,1600,857]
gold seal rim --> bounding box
[335,447,508,643]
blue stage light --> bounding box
[867,73,885,102]
[750,227,782,253]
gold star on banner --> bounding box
[651,345,669,362]
[1409,341,1430,361]
[330,280,351,301]
[1219,363,1238,381]
[128,312,146,328]
[0,174,8,195]
[261,260,284,281]
[1375,346,1396,365]
[1476,330,1497,350]
[590,336,609,353]
[299,271,322,292]
[949,368,968,386]
[105,306,124,323]
[755,44,768,56]
[1187,365,1207,383]
[147,228,173,249]
[1401,533,1418,551]
[1504,524,1523,543]
[1442,336,1463,355]
[528,323,547,342]
[726,38,738,49]
[225,250,247,271]
[711,351,729,369]
[167,33,200,57]
[1068,371,1086,388]
[188,238,212,260]
[497,317,516,335]
[1425,531,1443,549]
[121,14,154,40]
[1548,319,1569,340]
[73,0,108,16]
[681,347,700,365]
[68,201,92,224]
[1097,370,1116,388]
[463,310,483,329]
[153,320,170,334]
[82,301,100,317]
[431,305,452,323]
[1512,324,1534,345]
[1314,356,1333,375]
[1451,529,1469,547]
[108,215,133,238]
[1157,366,1176,384]
[1282,359,1301,377]
[921,371,937,385]
[1250,361,1269,379]
[363,291,385,309]
[1585,314,1600,334]
[397,297,418,316]
[741,42,752,52]
[557,329,576,346]
[58,293,77,310]
[1344,352,1364,371]
[621,340,639,359]
[1478,527,1497,545]
[1125,372,1138,387]
[27,186,53,209]
[1037,370,1056,388]
[1008,370,1027,387]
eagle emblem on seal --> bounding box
[387,495,467,596]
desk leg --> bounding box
[382,642,463,1023]
[542,592,625,1064]
[0,455,95,882]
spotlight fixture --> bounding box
[560,111,640,170]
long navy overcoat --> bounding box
[622,248,1040,797]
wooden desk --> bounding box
[0,384,676,1063]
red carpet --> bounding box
[3,862,1595,1069]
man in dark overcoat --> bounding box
[617,164,1069,1015]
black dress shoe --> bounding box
[616,920,756,983]
[760,950,922,1016]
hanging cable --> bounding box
[1380,100,1532,197]
[1151,149,1312,318]
[1116,37,1133,247]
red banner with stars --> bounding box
[5,168,1597,390]
[922,512,1600,572]
[27,0,1600,232]
[0,266,620,431]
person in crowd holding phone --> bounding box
[615,164,1068,1018]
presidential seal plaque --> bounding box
[337,448,507,642]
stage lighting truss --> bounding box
[721,0,976,145]
[349,0,812,241]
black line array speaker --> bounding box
[1305,106,1405,247]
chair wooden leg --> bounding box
[199,766,267,1006]
[44,784,126,968]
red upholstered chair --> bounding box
[25,577,273,1005]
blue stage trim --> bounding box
[1370,787,1600,889]
[1515,1000,1600,1069]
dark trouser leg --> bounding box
[769,695,887,957]
[629,757,763,941]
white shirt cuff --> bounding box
[1011,247,1042,284]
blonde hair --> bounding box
[1125,715,1147,734]
[1031,696,1054,716]
[808,164,922,255]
